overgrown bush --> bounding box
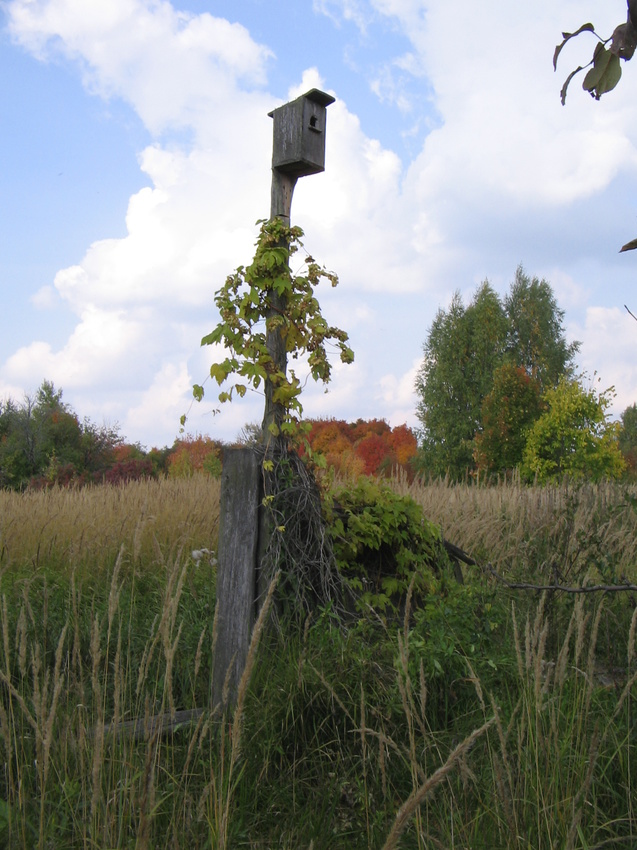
[324,478,448,614]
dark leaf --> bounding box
[561,65,585,105]
[619,237,637,253]
[554,22,596,70]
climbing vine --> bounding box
[189,218,353,438]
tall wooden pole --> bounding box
[213,91,334,711]
[261,170,298,443]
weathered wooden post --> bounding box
[212,89,335,710]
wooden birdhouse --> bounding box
[268,88,336,177]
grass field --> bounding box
[0,473,635,849]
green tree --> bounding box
[521,377,625,483]
[0,382,120,489]
[0,397,36,488]
[415,283,507,478]
[504,267,579,389]
[415,270,577,479]
[619,402,637,477]
[78,419,121,476]
[474,364,544,475]
[32,381,83,475]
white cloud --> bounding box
[30,285,58,309]
[313,0,372,33]
[6,0,273,135]
[0,379,28,405]
[572,306,637,417]
[4,0,637,446]
[378,357,420,428]
[124,360,191,446]
[4,307,145,388]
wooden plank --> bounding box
[212,447,261,709]
[101,708,205,741]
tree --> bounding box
[521,377,625,483]
[0,382,121,489]
[299,418,417,478]
[474,364,544,475]
[504,267,579,390]
[167,435,222,478]
[619,402,637,476]
[415,271,577,479]
[415,283,507,478]
[0,397,35,488]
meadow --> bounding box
[0,473,636,849]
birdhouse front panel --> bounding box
[270,89,335,177]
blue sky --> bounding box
[1,0,637,448]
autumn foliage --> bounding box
[473,365,544,475]
[167,434,223,478]
[300,418,418,478]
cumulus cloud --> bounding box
[572,306,637,418]
[378,357,420,427]
[3,0,637,446]
[30,285,58,310]
[6,0,273,134]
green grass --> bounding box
[0,474,635,848]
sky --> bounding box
[2,0,637,449]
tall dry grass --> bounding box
[394,473,637,582]
[0,474,220,574]
[0,544,270,849]
[0,473,634,847]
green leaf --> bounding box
[209,363,229,384]
[582,45,611,91]
[595,53,622,98]
[192,384,204,402]
[201,327,224,346]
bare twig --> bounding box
[482,562,637,595]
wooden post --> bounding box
[212,90,335,710]
[212,447,261,709]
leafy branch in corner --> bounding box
[554,1,637,105]
[556,2,637,253]
[188,218,354,439]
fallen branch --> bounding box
[482,562,637,595]
[441,537,637,596]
